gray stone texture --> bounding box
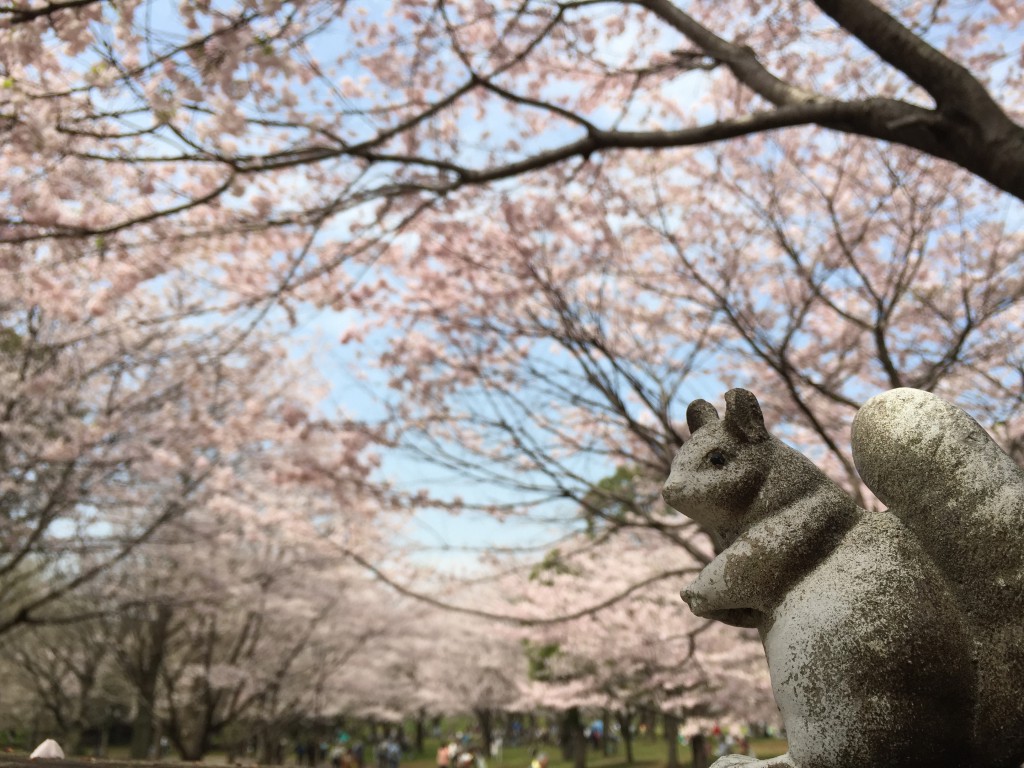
[663,388,1024,768]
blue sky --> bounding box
[288,304,583,573]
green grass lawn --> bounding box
[2,732,787,768]
[400,737,787,768]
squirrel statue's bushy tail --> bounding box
[852,388,1024,622]
[852,388,1024,763]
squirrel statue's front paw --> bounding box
[682,586,761,628]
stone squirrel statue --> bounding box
[662,387,1024,768]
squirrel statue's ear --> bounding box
[723,388,770,443]
[687,400,720,435]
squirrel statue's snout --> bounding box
[680,584,706,615]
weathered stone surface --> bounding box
[663,387,1024,768]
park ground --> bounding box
[0,737,789,768]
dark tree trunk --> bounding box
[415,710,426,754]
[570,708,586,768]
[259,723,282,765]
[617,710,634,765]
[475,709,493,756]
[664,713,679,768]
[691,733,709,768]
[63,728,83,757]
[181,727,212,763]
[560,707,586,768]
[560,711,572,760]
[130,700,156,760]
[125,603,173,760]
[166,679,218,763]
[600,709,610,756]
[98,722,110,758]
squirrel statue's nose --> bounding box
[680,584,703,613]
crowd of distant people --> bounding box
[294,734,367,768]
[290,718,779,768]
[435,731,493,768]
[679,722,784,763]
[295,728,489,768]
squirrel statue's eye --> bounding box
[708,450,727,467]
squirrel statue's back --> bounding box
[663,387,1024,768]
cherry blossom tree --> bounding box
[631,131,1024,497]
[503,530,775,759]
[1,474,397,760]
[0,285,223,634]
[95,428,390,760]
[0,1,1022,749]
[148,543,376,762]
[345,127,1024,527]
[0,0,1020,356]
[328,129,1024,740]
[0,0,1021,270]
[3,611,128,756]
[410,603,529,753]
[0,0,1020,503]
[0,663,37,747]
[0,142,406,633]
[1,0,1020,570]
